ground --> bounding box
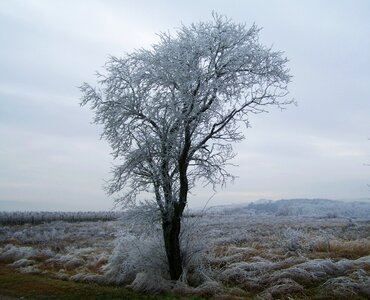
[0,210,369,299]
[0,263,199,299]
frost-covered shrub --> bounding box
[278,228,308,252]
[103,204,170,284]
[103,231,168,284]
[103,211,212,290]
[102,234,135,282]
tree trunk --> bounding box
[162,123,189,280]
[162,208,182,280]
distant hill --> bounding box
[207,198,370,218]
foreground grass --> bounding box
[0,264,200,300]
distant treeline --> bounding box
[213,199,370,218]
[0,211,122,225]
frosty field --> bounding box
[0,200,369,299]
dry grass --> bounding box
[198,217,370,299]
[310,239,370,259]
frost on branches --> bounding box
[80,14,292,280]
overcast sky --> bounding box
[1,0,370,211]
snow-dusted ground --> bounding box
[0,207,369,299]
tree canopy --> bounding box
[81,15,290,209]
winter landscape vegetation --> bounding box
[1,1,370,299]
[0,199,369,299]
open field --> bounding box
[0,202,369,299]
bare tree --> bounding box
[80,14,292,280]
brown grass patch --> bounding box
[311,239,370,259]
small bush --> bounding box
[103,232,168,284]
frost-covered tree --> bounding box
[80,14,292,280]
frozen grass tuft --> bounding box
[0,244,39,262]
[9,258,35,268]
[264,278,304,298]
[268,266,318,286]
[18,265,42,274]
[194,280,223,297]
[295,259,339,277]
[319,272,370,299]
[278,227,308,252]
[46,254,85,270]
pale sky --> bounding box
[1,0,370,211]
